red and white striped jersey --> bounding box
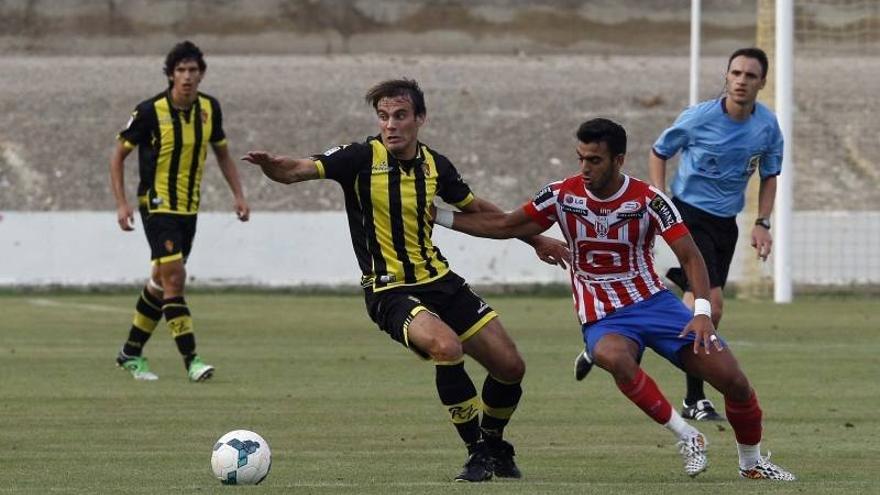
[523,174,689,324]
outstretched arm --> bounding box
[668,234,722,354]
[241,151,320,184]
[438,206,546,239]
[213,144,250,221]
[457,197,569,269]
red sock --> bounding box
[725,391,763,445]
[617,368,672,424]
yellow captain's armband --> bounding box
[452,193,475,210]
[117,136,136,150]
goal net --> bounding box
[741,0,880,297]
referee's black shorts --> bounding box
[666,197,738,291]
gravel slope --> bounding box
[0,54,876,212]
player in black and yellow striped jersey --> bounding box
[244,79,568,482]
[109,41,250,382]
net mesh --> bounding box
[746,0,880,293]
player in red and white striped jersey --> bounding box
[433,118,795,480]
[525,173,685,324]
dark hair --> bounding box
[576,118,627,156]
[364,78,426,117]
[727,47,769,79]
[164,40,206,86]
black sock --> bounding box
[480,375,522,441]
[122,287,163,356]
[183,351,197,370]
[162,296,196,367]
[435,361,482,449]
[121,328,152,358]
[685,374,705,404]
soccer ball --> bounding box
[210,430,272,485]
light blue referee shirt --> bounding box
[652,97,783,218]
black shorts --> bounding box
[667,197,738,291]
[363,271,498,358]
[140,207,198,265]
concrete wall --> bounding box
[2,211,877,288]
[0,211,570,286]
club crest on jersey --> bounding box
[595,216,609,238]
[649,195,677,229]
[422,163,431,177]
[746,153,761,176]
[164,240,175,253]
[200,109,208,124]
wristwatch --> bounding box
[755,217,771,230]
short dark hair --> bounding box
[727,47,769,79]
[576,118,627,156]
[365,78,426,117]
[164,40,206,83]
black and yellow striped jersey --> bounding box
[117,91,226,215]
[314,136,475,292]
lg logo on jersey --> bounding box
[565,196,587,208]
[562,195,589,215]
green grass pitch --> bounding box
[1,292,877,494]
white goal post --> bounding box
[774,0,794,303]
[690,0,794,302]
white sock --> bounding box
[737,442,761,469]
[664,409,699,440]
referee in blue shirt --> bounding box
[574,48,783,422]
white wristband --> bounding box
[694,298,712,318]
[434,208,454,228]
